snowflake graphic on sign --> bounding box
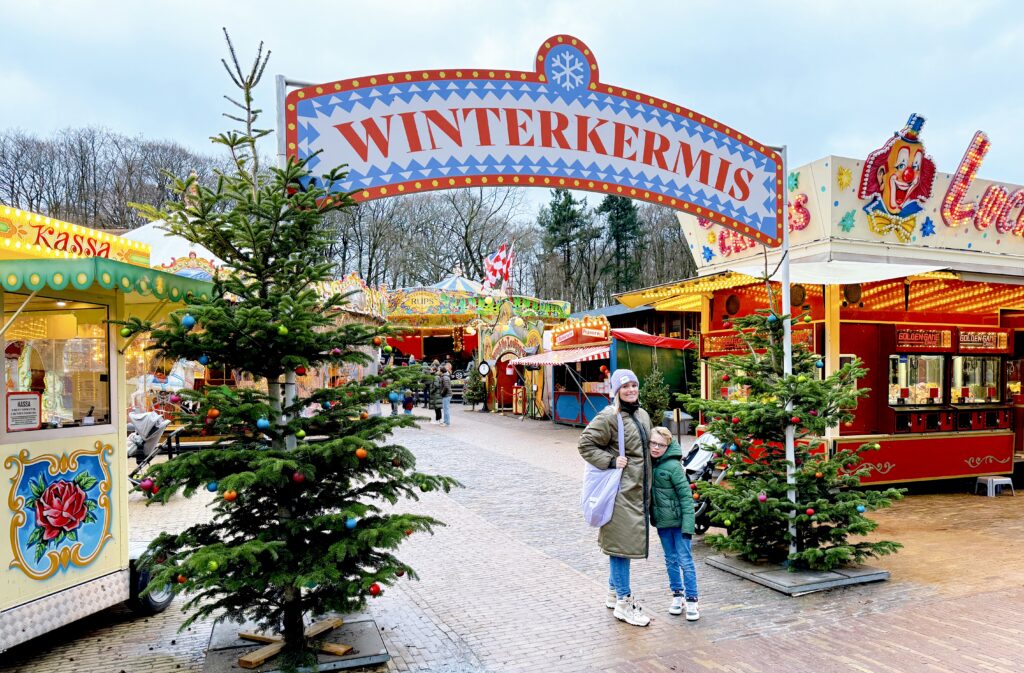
[544,44,590,91]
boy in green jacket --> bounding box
[649,426,700,620]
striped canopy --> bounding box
[429,274,484,293]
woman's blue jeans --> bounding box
[656,528,698,599]
[608,555,631,598]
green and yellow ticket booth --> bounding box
[0,206,210,651]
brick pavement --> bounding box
[4,405,1024,672]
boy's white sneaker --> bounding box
[669,594,684,615]
[429,419,438,425]
[613,595,651,627]
[685,599,700,621]
[606,589,617,609]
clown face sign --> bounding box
[858,114,936,242]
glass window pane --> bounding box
[4,295,110,429]
[889,354,944,405]
[952,356,1001,403]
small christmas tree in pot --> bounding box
[679,301,904,572]
[463,364,487,411]
[639,361,670,428]
[128,33,460,671]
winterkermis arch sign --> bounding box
[283,35,784,247]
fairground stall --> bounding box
[1,206,211,649]
[510,316,694,426]
[476,301,547,412]
[617,114,1024,484]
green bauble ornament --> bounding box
[119,327,132,338]
[208,560,219,571]
[277,324,289,336]
[295,429,306,439]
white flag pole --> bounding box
[778,146,797,557]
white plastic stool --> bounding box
[975,476,1015,497]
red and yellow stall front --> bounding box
[618,114,1024,484]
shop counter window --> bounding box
[951,356,1001,403]
[888,354,943,405]
[4,295,110,429]
[712,368,750,402]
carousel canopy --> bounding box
[429,274,484,293]
[122,220,223,280]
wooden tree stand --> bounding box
[237,617,352,669]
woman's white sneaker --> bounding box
[669,594,684,615]
[685,599,700,621]
[606,589,618,609]
[613,595,651,627]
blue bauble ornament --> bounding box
[856,505,866,513]
[323,401,332,409]
[767,314,778,323]
[345,517,358,529]
[181,314,196,330]
[256,418,271,430]
[815,360,825,369]
[388,391,400,403]
[198,355,209,365]
[207,481,218,492]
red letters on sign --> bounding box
[942,131,1024,235]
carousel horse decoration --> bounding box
[858,113,937,243]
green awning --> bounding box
[0,258,212,303]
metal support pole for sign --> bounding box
[778,146,797,557]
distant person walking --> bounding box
[428,365,444,425]
[577,369,653,627]
[440,363,453,427]
[649,425,700,620]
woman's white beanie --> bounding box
[608,368,639,399]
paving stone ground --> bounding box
[4,405,1024,672]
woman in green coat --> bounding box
[649,426,700,621]
[578,369,653,627]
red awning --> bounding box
[510,345,610,366]
[611,328,694,350]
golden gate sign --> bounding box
[283,35,784,247]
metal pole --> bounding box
[779,146,797,557]
[275,75,288,169]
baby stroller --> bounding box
[127,410,171,486]
[682,432,726,534]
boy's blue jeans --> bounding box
[656,528,699,600]
[608,555,631,598]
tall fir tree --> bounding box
[596,195,642,293]
[128,33,458,670]
[679,297,904,571]
[639,361,670,428]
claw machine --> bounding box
[1,207,212,651]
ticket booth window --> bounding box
[4,295,111,429]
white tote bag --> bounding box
[581,414,626,527]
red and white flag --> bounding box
[482,243,508,289]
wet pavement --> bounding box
[4,406,1024,672]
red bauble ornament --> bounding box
[806,508,815,516]
[372,336,383,347]
[208,408,221,418]
[790,416,801,424]
[396,569,405,577]
[404,529,414,536]
[294,365,307,376]
[151,485,160,495]
[814,472,823,479]
[292,471,306,484]
[731,416,740,424]
[722,374,730,382]
[355,447,368,460]
[369,583,382,596]
[177,574,187,584]
[690,483,697,490]
[360,411,369,420]
[223,490,238,502]
[723,321,732,329]
[809,409,818,417]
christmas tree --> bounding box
[679,301,904,571]
[463,364,487,410]
[128,33,459,670]
[639,361,670,428]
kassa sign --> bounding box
[283,35,783,246]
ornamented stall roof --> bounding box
[387,286,570,328]
[121,220,221,278]
[429,273,484,293]
[314,272,388,322]
[1,205,151,266]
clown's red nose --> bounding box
[901,167,916,183]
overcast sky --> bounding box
[4,0,1024,213]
